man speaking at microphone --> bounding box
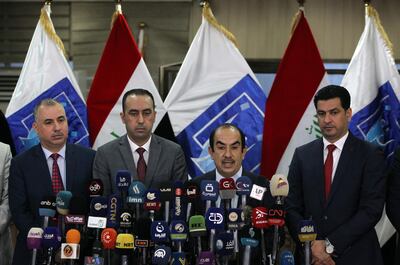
[93,89,188,195]
[9,99,96,265]
[285,85,386,265]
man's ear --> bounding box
[120,112,125,124]
[208,146,214,159]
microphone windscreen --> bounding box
[219,178,236,200]
[159,181,173,202]
[298,220,317,242]
[171,251,186,265]
[107,194,122,228]
[173,181,185,220]
[119,210,133,230]
[56,190,73,215]
[170,220,188,242]
[267,204,285,226]
[42,227,61,249]
[27,227,43,250]
[101,228,117,249]
[280,250,295,265]
[205,207,225,231]
[197,251,215,265]
[151,221,170,243]
[68,196,88,215]
[115,170,131,193]
[87,179,104,197]
[39,196,56,217]
[226,208,243,230]
[89,196,108,217]
[152,245,171,265]
[239,224,260,248]
[252,207,269,229]
[127,180,146,203]
[270,174,289,197]
[184,180,199,203]
[136,217,152,240]
[215,232,234,256]
[115,233,135,249]
[236,176,253,196]
[200,180,219,202]
[144,189,161,211]
[66,229,81,244]
[189,215,206,237]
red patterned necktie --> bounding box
[136,147,147,182]
[50,153,64,195]
[324,144,336,201]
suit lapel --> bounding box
[65,144,75,191]
[119,136,136,181]
[146,135,161,188]
[33,145,53,195]
[314,140,326,208]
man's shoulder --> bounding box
[12,144,41,162]
[152,134,181,150]
[191,171,215,184]
[67,143,96,156]
[243,171,269,186]
[97,136,125,152]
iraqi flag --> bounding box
[261,10,329,178]
[6,4,89,154]
[87,12,166,149]
[163,5,266,178]
[341,5,400,245]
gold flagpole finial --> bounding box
[111,0,123,28]
[44,0,52,6]
[364,0,371,7]
[297,0,306,7]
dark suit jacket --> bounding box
[286,133,386,265]
[93,134,188,196]
[387,148,400,232]
[9,143,95,265]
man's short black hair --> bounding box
[122,88,155,112]
[209,123,246,151]
[313,85,351,110]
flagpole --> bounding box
[297,0,306,7]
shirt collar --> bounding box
[215,166,243,184]
[42,144,66,159]
[323,131,349,151]
[127,135,152,152]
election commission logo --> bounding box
[7,78,89,153]
[177,74,266,177]
[349,81,400,160]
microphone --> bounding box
[152,245,171,265]
[119,209,133,233]
[215,232,234,265]
[107,194,122,229]
[66,196,87,227]
[270,174,289,264]
[62,229,81,262]
[236,176,252,209]
[27,227,43,265]
[115,170,131,207]
[159,181,173,223]
[219,178,236,209]
[101,228,117,265]
[298,220,317,265]
[42,227,62,265]
[170,220,188,253]
[226,208,243,254]
[239,225,260,265]
[173,181,185,221]
[200,180,219,213]
[197,251,216,265]
[115,233,135,265]
[135,217,152,264]
[184,180,199,221]
[252,207,269,265]
[151,221,170,244]
[280,250,295,265]
[56,191,73,239]
[87,179,104,197]
[249,184,266,202]
[127,180,146,221]
[39,196,56,229]
[143,189,161,221]
[88,197,108,229]
[205,207,225,252]
[171,251,186,265]
[189,215,207,255]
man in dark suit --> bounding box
[9,99,95,265]
[387,148,400,232]
[192,123,278,265]
[286,85,386,265]
[93,88,187,195]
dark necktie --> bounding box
[136,147,147,182]
[50,153,64,195]
[324,144,336,201]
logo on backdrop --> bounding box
[176,75,266,177]
[7,78,89,153]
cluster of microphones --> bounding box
[26,171,317,265]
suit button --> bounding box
[323,215,328,220]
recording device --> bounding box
[226,208,243,254]
[240,225,260,265]
[206,207,225,252]
[151,221,170,244]
[39,196,56,229]
[66,196,87,227]
[88,179,104,197]
[270,174,289,204]
[173,181,185,221]
[115,170,131,207]
[184,180,199,221]
[298,220,317,265]
[152,245,171,265]
[119,210,133,233]
[144,189,161,221]
[236,176,252,209]
[200,180,219,213]
[219,178,236,209]
[101,228,117,265]
[115,233,135,265]
[42,227,62,265]
[215,232,234,265]
[57,190,73,238]
[159,181,173,223]
[189,215,207,255]
[107,194,122,229]
[249,184,266,201]
[88,196,108,229]
[252,207,269,265]
[279,250,295,265]
[171,251,186,265]
[127,180,146,221]
[27,227,43,265]
[135,216,152,264]
[197,251,216,265]
[268,204,286,264]
[62,229,81,262]
[170,220,188,253]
